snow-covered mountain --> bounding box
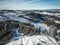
[0,10,60,45]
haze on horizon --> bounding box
[0,0,60,10]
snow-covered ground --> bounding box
[6,35,57,45]
[5,28,57,45]
[32,23,50,33]
[40,12,60,16]
[54,21,60,24]
[0,12,59,45]
[0,12,30,23]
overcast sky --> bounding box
[0,0,60,10]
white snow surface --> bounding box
[0,12,30,23]
[6,35,56,45]
[33,23,50,33]
[54,21,60,24]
